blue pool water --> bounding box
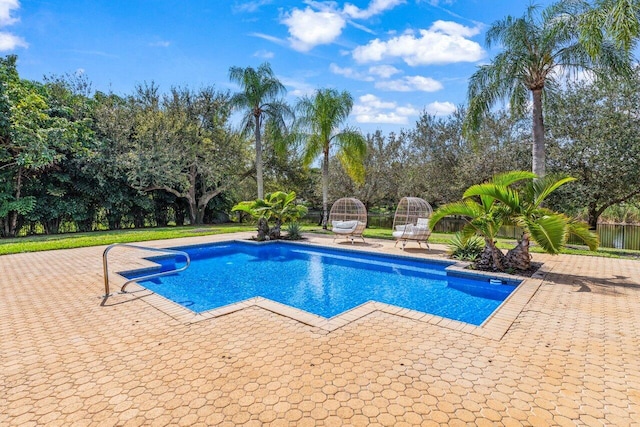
[121,241,519,325]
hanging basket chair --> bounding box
[328,197,367,244]
[392,197,433,250]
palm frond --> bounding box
[524,214,568,254]
[566,218,599,250]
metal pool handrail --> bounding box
[103,243,191,297]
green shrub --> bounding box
[448,232,484,261]
[286,222,303,240]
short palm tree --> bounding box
[430,171,532,271]
[464,3,632,177]
[463,172,598,271]
[232,191,307,241]
[229,63,291,199]
[296,89,366,229]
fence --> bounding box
[306,211,640,251]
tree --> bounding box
[555,0,640,56]
[232,191,308,241]
[402,109,530,206]
[546,68,640,228]
[0,55,80,237]
[464,173,598,271]
[122,85,251,224]
[296,89,366,229]
[229,63,291,199]
[464,3,632,177]
[328,130,404,210]
[431,171,598,272]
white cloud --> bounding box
[368,65,401,78]
[0,0,26,51]
[253,49,274,59]
[281,6,346,52]
[0,0,19,26]
[233,0,273,13]
[352,20,484,65]
[0,32,26,50]
[250,32,286,46]
[376,75,443,92]
[422,0,455,6]
[279,0,405,52]
[149,41,171,47]
[425,101,456,116]
[280,77,316,98]
[344,0,405,19]
[329,63,374,81]
[352,94,419,124]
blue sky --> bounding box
[2,0,553,133]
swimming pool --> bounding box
[121,241,519,325]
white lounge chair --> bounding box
[392,197,433,249]
[329,198,367,244]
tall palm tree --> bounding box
[464,3,632,177]
[229,63,291,199]
[296,89,366,229]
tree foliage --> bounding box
[229,63,291,199]
[546,67,640,227]
[296,88,366,229]
[464,3,632,177]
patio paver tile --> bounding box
[1,232,639,425]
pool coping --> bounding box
[110,237,546,340]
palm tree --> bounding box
[296,89,366,229]
[430,171,531,271]
[232,191,308,241]
[229,63,291,199]
[464,3,632,177]
[431,171,598,272]
[464,172,598,271]
[554,0,640,56]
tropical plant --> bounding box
[296,88,366,229]
[464,3,632,177]
[229,63,291,199]
[467,173,598,270]
[432,171,599,272]
[448,232,484,262]
[553,0,640,56]
[232,191,308,241]
[430,172,530,271]
[285,222,303,240]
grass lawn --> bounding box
[0,224,254,255]
[1,223,639,260]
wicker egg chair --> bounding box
[328,197,367,244]
[392,197,433,249]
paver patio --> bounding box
[1,232,639,426]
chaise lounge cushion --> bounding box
[332,220,358,230]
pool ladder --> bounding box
[103,243,191,297]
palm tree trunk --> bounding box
[505,233,532,271]
[476,239,506,271]
[321,148,329,230]
[532,89,545,177]
[255,115,264,199]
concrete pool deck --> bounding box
[1,232,639,426]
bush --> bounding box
[448,232,484,261]
[286,222,303,240]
